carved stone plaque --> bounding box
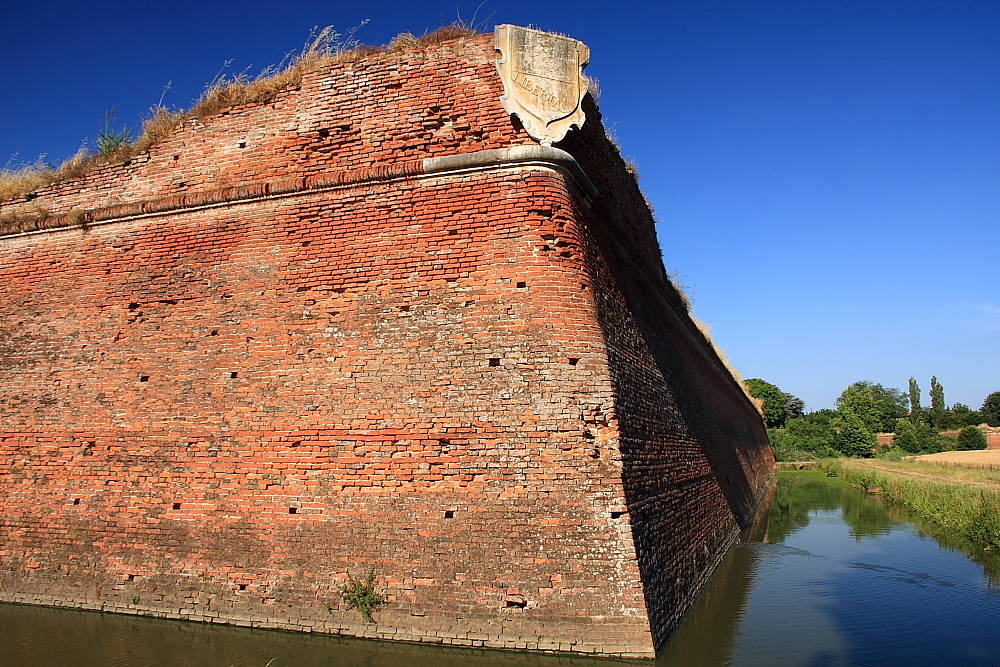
[495,25,590,146]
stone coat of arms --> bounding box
[495,25,590,146]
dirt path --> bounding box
[843,460,1000,492]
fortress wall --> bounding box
[557,99,775,651]
[2,35,516,227]
[0,30,773,658]
[0,165,657,655]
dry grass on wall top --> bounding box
[0,24,480,206]
[688,312,760,412]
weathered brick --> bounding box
[0,31,772,658]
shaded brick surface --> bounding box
[0,33,772,657]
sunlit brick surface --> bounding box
[0,33,773,657]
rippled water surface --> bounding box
[659,471,1000,666]
[4,471,999,667]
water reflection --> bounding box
[5,472,1000,667]
[659,471,1000,666]
[764,472,894,544]
[1,602,634,667]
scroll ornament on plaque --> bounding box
[495,25,590,146]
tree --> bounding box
[894,419,920,453]
[784,394,805,423]
[837,381,908,433]
[836,410,876,458]
[745,378,788,428]
[929,376,946,427]
[957,425,987,451]
[804,409,838,425]
[893,418,940,454]
[908,376,921,418]
[982,392,1000,427]
[950,403,983,428]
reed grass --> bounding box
[822,458,1000,548]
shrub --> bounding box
[340,569,386,623]
[837,411,876,458]
[958,425,988,451]
[894,419,941,454]
[875,448,907,462]
[768,416,840,461]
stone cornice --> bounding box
[0,146,597,241]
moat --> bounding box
[5,471,999,666]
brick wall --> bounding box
[0,32,773,657]
[558,97,774,650]
[986,430,1000,450]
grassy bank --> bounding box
[820,459,1000,549]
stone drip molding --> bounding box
[0,146,597,241]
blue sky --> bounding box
[1,1,997,411]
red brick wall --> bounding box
[557,97,774,651]
[987,431,1000,450]
[0,32,773,657]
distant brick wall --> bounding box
[877,433,896,446]
[0,32,773,657]
[986,430,1000,450]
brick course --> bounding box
[0,32,773,658]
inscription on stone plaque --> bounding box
[495,25,590,146]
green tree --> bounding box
[894,418,942,453]
[929,376,946,427]
[745,378,788,428]
[894,419,920,453]
[784,394,805,422]
[958,425,988,451]
[836,410,876,457]
[768,415,839,460]
[982,391,1000,427]
[838,383,879,433]
[908,376,921,420]
[949,403,983,428]
[837,381,908,433]
[805,409,839,424]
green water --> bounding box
[4,472,999,666]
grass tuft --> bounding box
[0,22,482,206]
[0,202,51,234]
[97,109,134,156]
[0,157,60,202]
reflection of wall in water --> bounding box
[656,482,775,666]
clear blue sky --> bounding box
[2,1,997,411]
